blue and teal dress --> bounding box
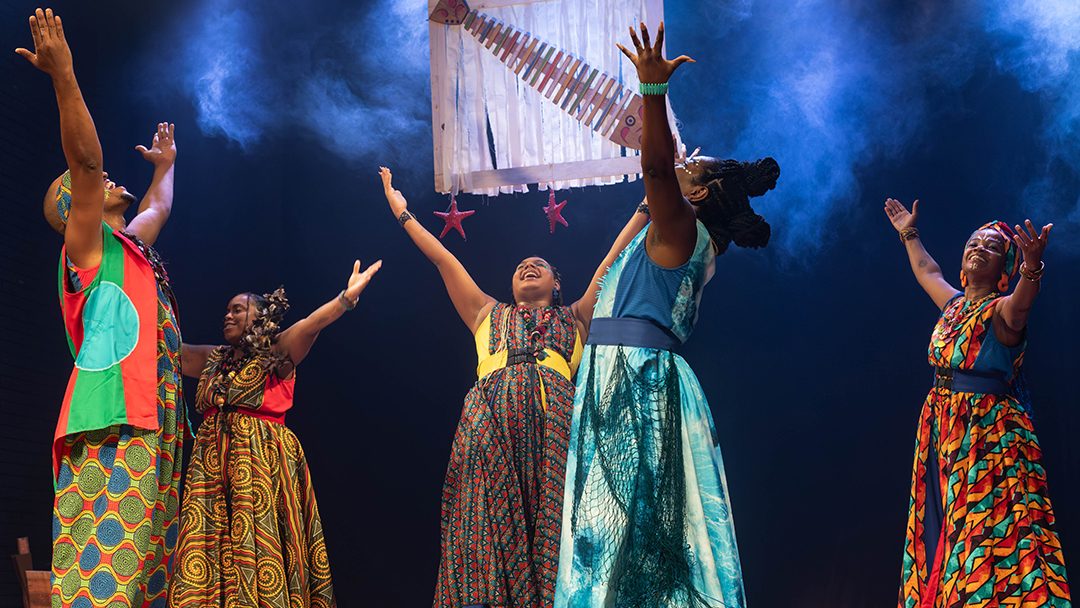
[555,221,746,608]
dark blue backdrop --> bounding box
[1,1,1077,606]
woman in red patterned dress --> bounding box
[168,260,381,608]
[378,167,648,608]
[884,198,1070,608]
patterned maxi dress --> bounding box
[435,303,582,608]
[556,222,745,608]
[899,294,1071,608]
[168,348,334,607]
[51,238,184,608]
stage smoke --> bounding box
[174,0,430,163]
[985,0,1080,249]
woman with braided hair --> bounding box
[168,260,381,608]
[555,23,777,608]
[884,199,1071,608]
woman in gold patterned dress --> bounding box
[168,260,381,608]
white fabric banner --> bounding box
[428,0,680,196]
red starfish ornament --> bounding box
[434,194,476,240]
[543,187,569,234]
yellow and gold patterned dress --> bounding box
[168,347,334,608]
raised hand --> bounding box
[15,8,73,77]
[616,21,694,85]
[378,166,408,216]
[1012,219,1052,267]
[344,259,383,303]
[135,122,177,167]
[884,198,919,232]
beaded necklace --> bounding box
[209,347,251,407]
[518,304,554,361]
[933,291,997,345]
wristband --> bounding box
[639,82,669,96]
[899,227,919,242]
[338,289,358,311]
[1019,260,1045,282]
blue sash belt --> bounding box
[932,367,1009,394]
[586,317,681,351]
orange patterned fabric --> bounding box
[899,295,1071,607]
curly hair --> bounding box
[690,157,779,255]
[237,287,290,370]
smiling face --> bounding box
[961,228,1007,286]
[511,257,559,306]
[222,293,259,345]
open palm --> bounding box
[135,122,177,166]
[616,21,694,84]
[344,259,382,302]
[884,198,918,232]
[15,8,72,77]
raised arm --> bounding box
[618,22,697,267]
[884,198,959,309]
[571,200,650,335]
[379,167,495,333]
[273,259,382,376]
[18,8,104,268]
[125,123,177,246]
[995,220,1051,337]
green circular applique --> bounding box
[118,495,145,525]
[74,281,139,371]
[111,548,139,577]
[77,463,106,496]
[71,515,94,545]
[51,593,62,608]
[57,491,83,518]
[52,543,76,570]
[125,443,151,473]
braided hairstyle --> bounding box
[237,287,290,371]
[689,157,779,255]
[550,263,564,306]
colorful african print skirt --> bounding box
[435,361,576,608]
[168,411,334,608]
[899,388,1072,607]
[51,418,182,607]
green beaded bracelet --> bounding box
[639,82,669,96]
